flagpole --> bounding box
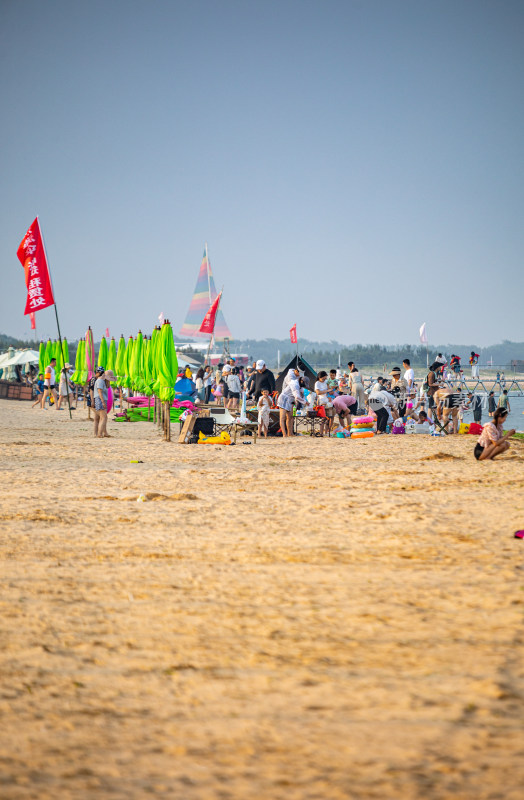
[205,242,212,305]
[38,217,72,420]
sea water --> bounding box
[464,391,524,431]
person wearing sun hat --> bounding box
[93,367,111,438]
[388,367,408,416]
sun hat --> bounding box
[103,369,117,382]
[256,360,265,369]
[63,363,73,369]
[390,367,401,375]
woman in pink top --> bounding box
[332,394,358,427]
[474,407,515,461]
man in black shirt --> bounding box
[250,360,275,400]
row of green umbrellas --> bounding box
[39,338,70,378]
[61,323,178,402]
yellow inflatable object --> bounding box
[351,430,374,439]
[458,423,470,434]
[198,430,231,445]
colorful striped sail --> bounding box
[178,248,232,340]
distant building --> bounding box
[511,359,524,370]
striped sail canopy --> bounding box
[178,249,232,340]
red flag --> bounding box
[30,312,36,330]
[290,324,297,344]
[17,218,55,315]
[105,327,110,338]
[199,292,222,335]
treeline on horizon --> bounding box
[1,332,523,368]
[234,338,524,367]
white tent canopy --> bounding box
[0,349,40,368]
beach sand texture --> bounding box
[1,399,524,800]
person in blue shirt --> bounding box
[32,374,45,408]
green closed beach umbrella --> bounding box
[115,335,126,385]
[71,338,84,383]
[98,336,108,370]
[38,342,45,376]
[43,339,53,370]
[123,336,134,390]
[154,322,178,403]
[130,330,144,393]
[106,337,116,372]
[79,338,88,383]
[62,337,70,367]
[143,336,153,397]
[106,337,117,388]
[54,340,63,376]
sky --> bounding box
[1,0,523,347]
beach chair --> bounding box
[210,407,257,443]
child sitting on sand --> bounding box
[474,407,515,461]
[257,388,271,438]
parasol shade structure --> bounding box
[98,336,108,370]
[71,339,84,384]
[106,337,117,385]
[153,322,178,403]
[130,330,144,393]
[115,335,126,385]
[85,327,95,381]
[38,342,45,375]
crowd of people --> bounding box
[27,352,517,459]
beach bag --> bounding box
[468,422,483,435]
[392,419,405,434]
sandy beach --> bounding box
[1,399,524,800]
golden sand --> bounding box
[1,399,524,799]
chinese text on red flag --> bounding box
[290,324,297,344]
[17,218,55,315]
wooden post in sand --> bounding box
[164,401,171,441]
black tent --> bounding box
[275,354,317,392]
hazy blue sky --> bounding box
[1,0,523,347]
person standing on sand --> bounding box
[257,388,271,438]
[32,373,45,408]
[93,369,117,438]
[347,362,366,411]
[277,367,304,438]
[474,408,515,461]
[57,364,75,411]
[402,359,415,394]
[41,357,58,409]
[488,391,496,417]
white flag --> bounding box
[158,312,164,325]
[419,322,428,344]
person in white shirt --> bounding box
[367,388,397,434]
[226,368,242,410]
[314,371,334,436]
[277,368,305,437]
[403,358,415,394]
[41,358,58,410]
